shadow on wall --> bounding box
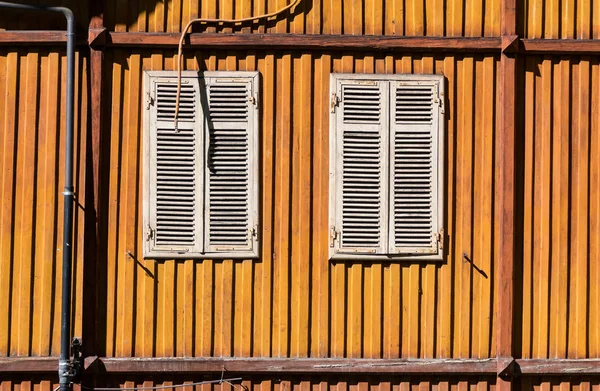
[0,0,90,31]
[0,0,311,35]
[103,0,311,33]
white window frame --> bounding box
[143,70,260,259]
[329,73,445,261]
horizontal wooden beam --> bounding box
[83,357,498,375]
[3,357,600,376]
[520,39,600,54]
[0,30,87,45]
[3,31,600,55]
[518,359,600,376]
[0,357,57,372]
[104,32,503,52]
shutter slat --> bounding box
[144,72,203,257]
[391,82,438,254]
[336,81,388,253]
[208,83,249,122]
[156,83,196,122]
[206,79,254,250]
[154,125,198,248]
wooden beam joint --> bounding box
[89,27,107,48]
[501,35,519,53]
[497,357,516,379]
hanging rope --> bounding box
[174,0,302,129]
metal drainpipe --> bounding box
[0,3,76,391]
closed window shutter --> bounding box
[389,80,441,254]
[333,80,389,254]
[203,73,259,255]
[145,73,204,256]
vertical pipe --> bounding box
[0,3,75,391]
[60,10,76,391]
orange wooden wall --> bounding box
[102,0,501,36]
[98,50,498,359]
[0,49,87,357]
[518,55,600,359]
[0,0,598,367]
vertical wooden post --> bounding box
[497,0,517,387]
[82,0,105,357]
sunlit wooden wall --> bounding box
[102,0,502,36]
[0,49,87,357]
[518,55,600,359]
[95,50,499,359]
[0,0,598,370]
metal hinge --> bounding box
[330,93,340,113]
[145,224,154,242]
[434,228,445,250]
[249,94,257,106]
[434,84,444,114]
[145,91,154,110]
[329,226,339,247]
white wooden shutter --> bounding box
[203,72,259,257]
[143,71,204,258]
[389,79,443,256]
[331,79,389,255]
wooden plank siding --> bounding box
[94,50,499,359]
[0,0,599,386]
[0,49,88,357]
[102,0,502,37]
[518,55,600,360]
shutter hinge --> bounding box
[145,224,154,242]
[435,228,444,250]
[330,93,340,113]
[434,84,444,114]
[145,91,154,110]
[249,94,257,106]
[329,226,339,248]
[250,226,258,237]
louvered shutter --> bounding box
[389,79,443,255]
[331,79,389,255]
[144,71,204,257]
[203,72,259,256]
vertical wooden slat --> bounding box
[590,60,600,358]
[568,58,589,358]
[498,0,516,386]
[290,53,311,357]
[272,53,292,357]
[310,53,330,358]
[521,55,535,359]
[549,58,569,359]
[437,55,454,359]
[456,55,474,359]
[13,51,39,356]
[0,51,18,357]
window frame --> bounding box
[329,73,445,262]
[143,70,260,260]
